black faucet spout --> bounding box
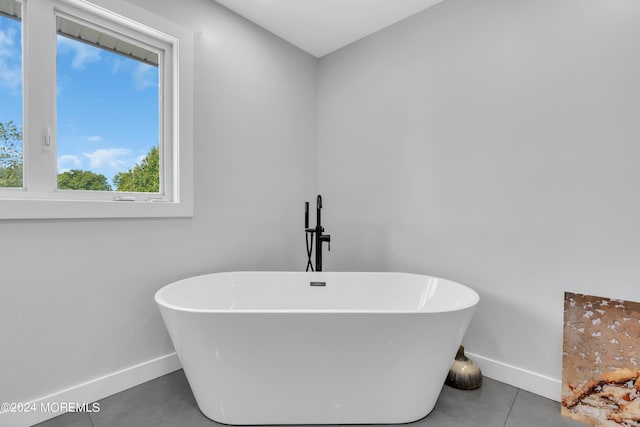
[316,195,322,235]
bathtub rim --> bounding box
[154,271,479,315]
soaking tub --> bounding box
[155,271,479,425]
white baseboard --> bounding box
[0,352,181,427]
[467,351,561,402]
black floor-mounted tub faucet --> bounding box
[305,195,330,272]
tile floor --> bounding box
[35,370,584,427]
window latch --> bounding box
[44,127,51,150]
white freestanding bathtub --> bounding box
[155,271,479,425]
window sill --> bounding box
[0,197,193,219]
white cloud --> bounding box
[87,135,104,142]
[0,59,20,90]
[132,62,156,91]
[0,25,21,90]
[0,25,17,59]
[57,36,101,70]
[111,58,124,74]
[83,148,132,169]
[57,154,82,173]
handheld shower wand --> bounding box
[304,201,314,271]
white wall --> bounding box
[317,0,640,399]
[0,0,316,414]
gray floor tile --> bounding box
[88,370,196,427]
[33,411,93,427]
[427,378,518,427]
[157,406,220,427]
[413,409,475,426]
[33,371,580,427]
[504,390,585,427]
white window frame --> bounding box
[0,0,193,219]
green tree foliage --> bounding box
[0,121,23,188]
[113,146,159,192]
[57,169,112,191]
[1,121,159,192]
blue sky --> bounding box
[0,14,159,187]
[0,16,22,126]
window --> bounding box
[0,0,193,219]
[0,0,23,189]
[56,15,160,193]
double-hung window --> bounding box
[0,0,193,218]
